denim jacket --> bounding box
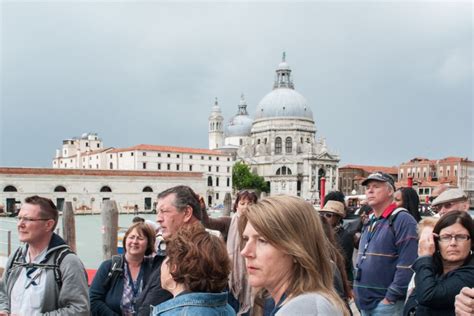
[151,291,235,316]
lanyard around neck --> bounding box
[126,262,144,297]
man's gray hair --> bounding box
[157,185,202,220]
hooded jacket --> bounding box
[0,233,90,315]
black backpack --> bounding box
[101,255,124,290]
[8,246,74,288]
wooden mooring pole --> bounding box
[62,202,77,253]
[101,200,118,260]
[223,193,232,216]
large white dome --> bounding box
[255,88,313,120]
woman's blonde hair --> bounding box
[239,195,349,315]
[417,217,439,236]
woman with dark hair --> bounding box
[404,211,474,316]
[394,187,422,222]
[151,224,235,315]
[90,222,156,315]
[201,190,258,315]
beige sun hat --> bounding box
[321,200,346,218]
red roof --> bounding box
[395,179,454,188]
[339,164,398,175]
[0,167,203,178]
[109,144,229,156]
[439,156,471,163]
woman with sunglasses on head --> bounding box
[403,211,474,316]
[201,190,258,315]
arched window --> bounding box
[100,186,112,192]
[142,186,153,192]
[109,162,113,169]
[54,185,67,192]
[275,137,282,154]
[285,137,292,153]
[3,185,17,192]
[207,176,213,186]
[276,166,292,176]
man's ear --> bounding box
[46,219,56,232]
[182,205,193,223]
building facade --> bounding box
[0,168,205,214]
[398,157,474,205]
[52,135,233,207]
[338,165,398,196]
[210,54,340,201]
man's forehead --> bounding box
[19,203,41,213]
[157,194,177,208]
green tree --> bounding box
[232,161,270,193]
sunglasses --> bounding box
[319,212,335,219]
[432,201,456,212]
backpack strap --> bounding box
[52,247,74,288]
[6,247,25,280]
[388,207,408,236]
[102,255,124,290]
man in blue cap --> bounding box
[353,172,418,316]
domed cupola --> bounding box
[255,53,313,120]
[225,94,253,137]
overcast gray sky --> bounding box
[1,1,472,168]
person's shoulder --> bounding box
[392,209,417,224]
[277,293,343,316]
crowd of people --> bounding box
[0,173,473,316]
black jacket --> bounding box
[89,256,155,315]
[404,255,474,316]
[134,254,172,316]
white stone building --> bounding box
[53,136,233,207]
[211,54,340,201]
[0,168,205,213]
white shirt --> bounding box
[10,248,48,316]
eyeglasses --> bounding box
[432,202,456,212]
[319,212,334,219]
[16,216,51,223]
[437,234,471,243]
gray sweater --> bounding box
[0,234,90,315]
[276,292,344,316]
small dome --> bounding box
[255,88,313,120]
[277,61,290,70]
[226,114,253,137]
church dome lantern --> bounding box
[225,94,253,137]
[254,53,314,121]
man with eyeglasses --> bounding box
[135,185,203,316]
[431,188,470,217]
[353,172,418,316]
[0,195,89,315]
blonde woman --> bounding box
[239,195,349,316]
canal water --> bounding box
[0,213,157,269]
